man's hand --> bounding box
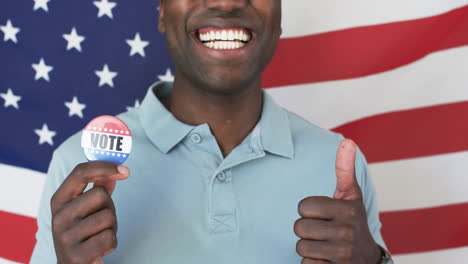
[50,161,129,264]
[294,139,381,264]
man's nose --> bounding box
[205,0,248,13]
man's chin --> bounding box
[198,75,260,96]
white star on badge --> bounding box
[126,33,150,57]
[158,68,174,82]
[33,0,51,12]
[0,88,21,109]
[95,64,118,87]
[1,20,20,43]
[93,0,117,19]
[126,99,141,111]
[34,123,57,146]
[32,58,53,82]
[64,96,86,118]
[63,27,85,52]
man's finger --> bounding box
[301,258,330,264]
[51,186,115,233]
[52,161,129,213]
[294,218,333,240]
[296,239,333,260]
[298,196,349,219]
[333,139,362,201]
[78,228,117,262]
[67,207,117,242]
[94,179,117,197]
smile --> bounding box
[196,27,253,50]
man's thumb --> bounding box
[333,139,362,200]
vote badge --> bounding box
[81,115,132,164]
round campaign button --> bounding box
[81,115,132,164]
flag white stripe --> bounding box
[267,46,468,129]
[370,151,468,212]
[393,246,468,264]
[282,0,468,38]
[0,257,21,264]
[0,163,46,218]
[2,151,467,217]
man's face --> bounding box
[158,0,282,94]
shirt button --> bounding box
[217,171,227,182]
[190,133,202,144]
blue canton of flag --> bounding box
[1,0,174,173]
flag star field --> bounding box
[1,0,173,173]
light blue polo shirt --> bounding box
[31,81,389,263]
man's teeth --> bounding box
[199,29,250,42]
[204,41,245,50]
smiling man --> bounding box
[31,0,392,263]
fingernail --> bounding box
[341,139,354,149]
[340,140,348,149]
[117,165,129,176]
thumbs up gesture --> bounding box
[294,139,382,263]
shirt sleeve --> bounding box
[355,147,394,264]
[30,150,69,263]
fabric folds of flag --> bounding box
[1,0,468,263]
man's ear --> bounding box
[158,0,166,34]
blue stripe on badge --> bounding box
[83,148,129,164]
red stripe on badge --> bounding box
[0,211,37,263]
[263,5,468,88]
[381,202,468,254]
[332,100,468,163]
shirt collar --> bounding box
[138,81,294,158]
[139,82,194,154]
[257,90,294,159]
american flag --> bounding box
[1,1,467,263]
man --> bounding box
[31,0,392,263]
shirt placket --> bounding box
[183,123,266,235]
[208,127,265,234]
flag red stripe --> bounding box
[2,204,468,260]
[381,202,468,254]
[0,211,37,263]
[263,4,468,88]
[332,101,468,163]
